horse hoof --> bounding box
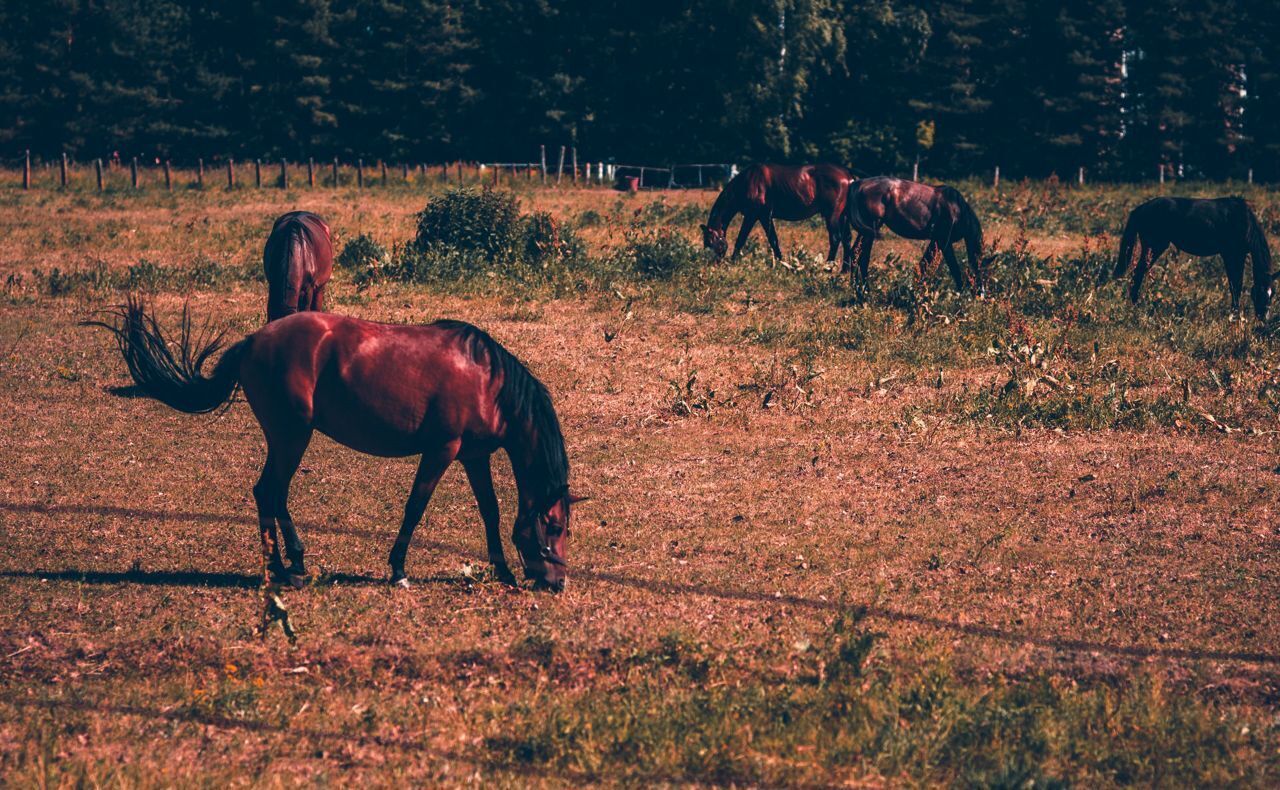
[493,566,518,587]
[286,573,309,590]
[393,577,412,589]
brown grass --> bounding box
[1,182,1278,785]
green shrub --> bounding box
[336,233,389,271]
[617,227,703,279]
[412,186,523,265]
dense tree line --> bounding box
[1,0,1276,179]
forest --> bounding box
[1,0,1277,180]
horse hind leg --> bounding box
[1129,242,1165,304]
[941,245,967,292]
[761,215,784,260]
[255,428,314,587]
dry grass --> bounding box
[1,179,1279,785]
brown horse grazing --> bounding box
[264,211,333,322]
[700,163,855,263]
[844,177,987,293]
[1113,196,1272,320]
[88,301,583,591]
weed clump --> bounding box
[336,233,389,271]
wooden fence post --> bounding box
[913,156,919,182]
[60,153,68,188]
[164,159,172,191]
[95,158,104,191]
[1158,163,1165,184]
[992,165,1000,189]
[1077,166,1084,186]
[457,162,463,183]
[131,157,139,189]
[23,150,30,189]
[380,159,387,185]
[540,145,547,184]
[254,159,262,188]
[571,147,578,183]
[308,157,314,187]
[357,159,364,188]
[227,157,235,189]
[1247,168,1253,185]
[280,159,288,189]
[332,157,339,187]
[556,146,565,184]
[197,158,204,189]
[402,162,409,182]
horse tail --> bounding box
[1114,210,1140,280]
[845,181,879,238]
[265,225,306,321]
[940,185,985,287]
[83,297,249,414]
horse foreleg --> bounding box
[732,216,758,258]
[761,215,784,259]
[854,234,874,290]
[389,440,461,586]
[825,220,842,264]
[1224,253,1245,320]
[941,245,966,292]
[463,455,516,586]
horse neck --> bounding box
[503,418,559,515]
[707,188,738,231]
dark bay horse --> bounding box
[265,211,333,322]
[700,163,855,263]
[1113,196,1272,320]
[844,177,986,293]
[89,301,583,591]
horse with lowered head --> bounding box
[264,211,333,322]
[88,300,584,591]
[701,163,855,263]
[1113,196,1272,321]
[844,177,987,293]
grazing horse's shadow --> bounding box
[2,499,1278,666]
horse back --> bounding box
[264,212,334,289]
[240,313,502,457]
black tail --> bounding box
[940,185,985,290]
[1242,203,1273,319]
[1114,210,1140,280]
[83,297,249,414]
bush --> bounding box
[618,227,703,279]
[413,186,523,265]
[336,233,389,271]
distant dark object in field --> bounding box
[1114,196,1272,321]
[844,177,987,294]
[700,163,856,264]
[264,211,333,322]
[86,300,584,592]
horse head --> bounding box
[700,224,728,259]
[513,490,588,591]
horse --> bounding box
[264,211,333,322]
[700,163,855,263]
[844,177,986,293]
[1113,196,1272,321]
[87,300,583,591]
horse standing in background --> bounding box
[844,177,987,294]
[700,164,855,263]
[264,211,333,322]
[88,301,583,592]
[1113,196,1272,321]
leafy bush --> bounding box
[336,233,388,271]
[617,227,703,279]
[413,186,523,265]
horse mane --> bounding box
[433,320,569,506]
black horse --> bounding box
[844,177,986,293]
[1114,196,1272,320]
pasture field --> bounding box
[2,176,1280,785]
